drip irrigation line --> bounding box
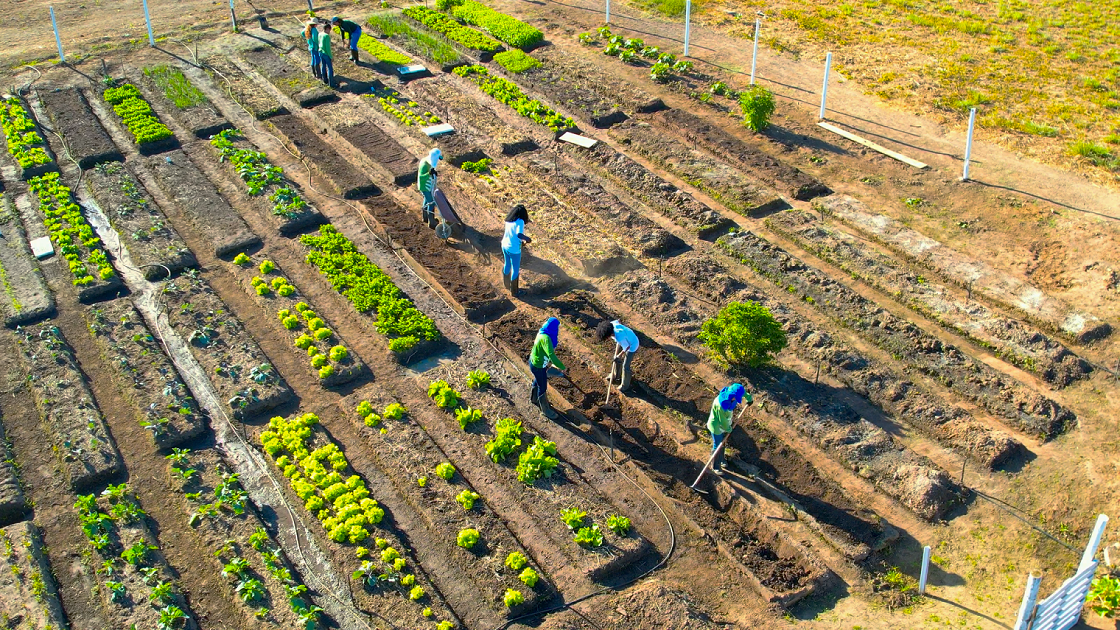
[970,489,1079,554]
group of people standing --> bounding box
[303,17,364,89]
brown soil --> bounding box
[205,56,288,121]
[267,113,380,199]
[34,87,124,169]
[241,47,338,109]
[0,521,68,628]
[138,70,233,140]
[0,432,25,527]
[337,121,419,188]
[0,195,55,326]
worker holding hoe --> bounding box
[529,317,565,420]
[707,384,751,476]
[332,17,363,64]
[595,319,639,393]
[416,148,441,228]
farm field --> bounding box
[0,2,1115,630]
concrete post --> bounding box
[819,52,832,120]
[51,7,65,63]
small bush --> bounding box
[698,301,787,369]
[1088,574,1120,618]
[259,260,275,274]
[233,252,251,265]
[435,462,456,480]
[456,528,480,549]
[739,85,776,132]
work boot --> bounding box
[502,273,510,290]
[351,49,359,63]
[619,368,632,392]
[529,386,539,405]
[510,277,519,297]
[537,393,559,419]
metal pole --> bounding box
[962,107,977,181]
[749,17,761,85]
[918,545,931,594]
[50,7,65,63]
[307,0,314,12]
[1013,574,1042,630]
[229,0,238,32]
[1078,514,1110,573]
[142,0,155,46]
[683,0,691,57]
[605,0,610,24]
[819,52,832,120]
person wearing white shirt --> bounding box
[595,319,639,392]
[500,204,532,296]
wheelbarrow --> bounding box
[430,188,463,241]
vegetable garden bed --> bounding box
[84,299,206,449]
[13,325,123,490]
[769,209,1091,388]
[619,259,1022,471]
[223,252,365,387]
[610,120,787,218]
[85,161,197,279]
[358,196,510,322]
[533,47,667,115]
[453,65,576,134]
[0,521,68,628]
[165,447,328,628]
[651,108,830,202]
[75,484,197,629]
[718,230,1076,440]
[365,12,466,72]
[207,129,323,234]
[205,56,287,120]
[142,149,262,256]
[27,171,122,302]
[266,114,380,199]
[0,194,54,326]
[0,96,57,180]
[418,364,653,582]
[160,273,293,419]
[0,428,25,527]
[508,55,628,129]
[35,86,124,168]
[101,82,180,156]
[257,412,460,629]
[337,120,420,188]
[241,47,337,110]
[448,0,543,50]
[407,77,538,156]
[402,6,503,62]
[339,387,553,618]
[142,64,233,139]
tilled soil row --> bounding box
[632,254,1023,470]
[0,193,54,326]
[0,428,25,527]
[83,299,207,449]
[487,308,831,605]
[84,161,198,280]
[241,46,337,109]
[609,120,789,218]
[34,86,123,169]
[768,209,1091,388]
[266,113,381,200]
[205,56,288,121]
[407,73,540,156]
[819,195,1111,343]
[529,47,667,118]
[719,230,1075,440]
[138,68,232,139]
[0,521,68,627]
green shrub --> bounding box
[738,85,776,132]
[698,301,787,369]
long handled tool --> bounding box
[689,405,749,494]
[604,345,624,406]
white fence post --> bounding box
[749,15,761,85]
[605,0,610,24]
[1079,514,1109,572]
[962,107,977,181]
[683,0,691,57]
[142,0,155,46]
[1014,574,1043,630]
[819,52,832,120]
[50,6,65,63]
[918,545,931,594]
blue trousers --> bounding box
[309,50,320,75]
[350,27,362,51]
[319,54,334,86]
[503,249,521,280]
[711,432,727,471]
[530,365,548,400]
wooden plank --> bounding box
[559,132,598,148]
[817,121,929,169]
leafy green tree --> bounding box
[698,301,787,369]
[738,85,776,132]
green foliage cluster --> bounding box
[516,436,558,485]
[485,418,522,463]
[460,158,492,174]
[453,65,575,132]
[454,406,483,430]
[503,588,524,607]
[0,97,52,169]
[402,6,502,52]
[466,369,491,389]
[427,379,462,410]
[456,528,480,548]
[210,130,308,218]
[434,462,456,480]
[448,0,543,49]
[371,87,441,127]
[29,172,116,286]
[366,13,462,65]
[494,49,541,73]
[104,83,173,145]
[454,489,480,510]
[698,300,787,369]
[261,413,385,546]
[355,34,412,65]
[1089,574,1120,618]
[738,85,776,132]
[144,65,208,109]
[606,514,630,535]
[301,225,440,353]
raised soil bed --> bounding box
[140,67,233,139]
[0,429,25,527]
[533,47,666,116]
[651,108,830,201]
[407,76,539,156]
[85,161,198,279]
[267,114,380,199]
[84,299,207,449]
[718,230,1076,440]
[0,521,68,627]
[205,56,288,120]
[337,121,419,188]
[12,324,123,490]
[35,87,124,169]
[142,149,262,257]
[0,194,55,326]
[241,47,337,109]
[161,274,294,419]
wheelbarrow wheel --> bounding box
[435,221,453,240]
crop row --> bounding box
[29,172,117,290]
[356,34,412,65]
[0,96,54,174]
[370,86,443,127]
[403,6,503,53]
[446,0,543,49]
[453,65,575,132]
[365,13,464,66]
[300,224,439,354]
[0,521,67,628]
[493,49,540,74]
[103,82,174,148]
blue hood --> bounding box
[718,383,745,411]
[539,317,559,349]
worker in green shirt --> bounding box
[707,383,750,476]
[331,17,362,63]
[416,148,441,227]
[528,317,565,419]
[317,25,334,88]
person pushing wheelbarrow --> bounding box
[417,148,441,228]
